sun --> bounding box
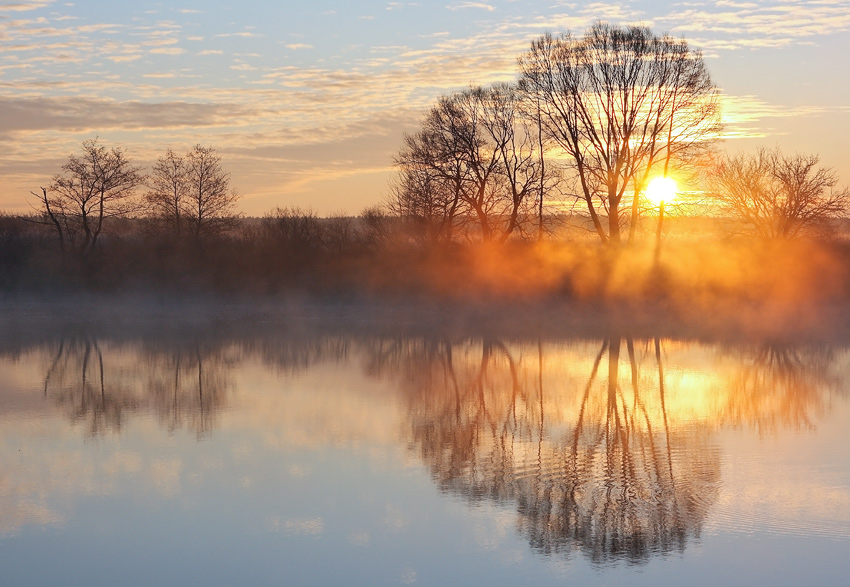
[646,176,677,206]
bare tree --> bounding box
[479,83,545,241]
[387,158,460,244]
[393,97,470,242]
[183,145,241,242]
[145,149,188,239]
[708,148,850,239]
[519,23,721,246]
[31,138,143,257]
[392,84,547,243]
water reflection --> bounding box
[2,322,847,566]
[368,336,724,564]
[719,344,837,433]
[41,336,230,437]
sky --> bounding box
[1,0,849,216]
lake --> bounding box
[1,300,849,585]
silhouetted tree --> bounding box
[183,145,241,242]
[708,148,850,238]
[392,84,548,243]
[519,23,721,245]
[388,158,459,244]
[480,83,547,241]
[145,148,189,239]
[392,98,469,242]
[31,138,143,257]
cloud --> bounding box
[284,43,312,50]
[386,2,420,10]
[108,54,142,63]
[150,47,185,55]
[0,96,256,135]
[447,2,495,11]
[143,37,180,47]
[657,0,850,50]
[719,94,827,138]
[0,1,53,11]
[214,31,260,38]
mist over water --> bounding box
[1,302,849,585]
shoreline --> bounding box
[3,290,850,345]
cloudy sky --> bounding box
[1,0,849,215]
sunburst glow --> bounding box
[646,176,677,206]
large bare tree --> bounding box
[519,23,721,245]
[708,148,850,238]
[32,139,143,257]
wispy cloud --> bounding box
[446,2,495,11]
[0,96,256,135]
[386,2,420,10]
[719,94,827,138]
[0,2,53,11]
[658,0,850,50]
[215,31,260,38]
[150,47,185,55]
[108,54,142,63]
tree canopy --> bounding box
[708,148,850,239]
[518,23,721,245]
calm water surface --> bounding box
[1,307,849,585]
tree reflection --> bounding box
[143,343,231,438]
[373,336,723,565]
[42,337,140,436]
[379,334,848,565]
[24,326,849,563]
[41,337,229,437]
[720,344,838,433]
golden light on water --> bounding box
[647,176,677,205]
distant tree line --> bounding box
[30,140,240,259]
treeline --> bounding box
[5,207,850,316]
[1,207,386,295]
[5,22,850,309]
